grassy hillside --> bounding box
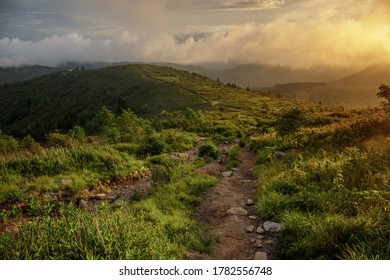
[1,63,390,260]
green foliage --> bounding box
[254,141,390,259]
[0,130,18,154]
[149,155,192,184]
[136,133,166,158]
[67,125,87,143]
[0,173,218,260]
[377,84,390,114]
[199,143,219,160]
[274,107,306,137]
[0,145,145,202]
[46,132,76,148]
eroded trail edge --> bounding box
[193,144,280,260]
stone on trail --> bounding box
[245,225,255,233]
[226,207,248,216]
[248,215,258,220]
[246,199,255,206]
[263,221,284,233]
[256,226,265,234]
[222,171,233,177]
[254,251,268,260]
[254,240,263,248]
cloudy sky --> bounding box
[0,0,389,68]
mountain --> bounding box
[331,64,390,88]
[0,65,58,84]
[0,64,227,140]
[212,64,335,87]
[0,62,125,84]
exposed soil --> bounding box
[192,144,281,260]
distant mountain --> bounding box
[331,64,390,88]
[0,65,57,84]
[0,62,127,84]
[162,63,335,87]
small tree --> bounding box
[377,84,390,114]
[274,107,306,147]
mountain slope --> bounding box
[331,64,390,87]
[164,63,334,87]
[0,64,224,139]
[0,65,58,84]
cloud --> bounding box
[208,1,289,11]
[1,0,389,68]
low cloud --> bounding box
[1,0,389,68]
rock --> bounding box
[93,193,106,200]
[254,240,263,248]
[246,225,255,233]
[58,179,72,186]
[232,168,237,171]
[251,238,256,243]
[222,171,233,177]
[257,235,265,239]
[79,199,88,209]
[256,226,265,234]
[273,151,286,159]
[248,215,258,220]
[254,251,268,260]
[263,221,284,233]
[265,240,274,245]
[226,207,248,216]
[240,179,252,183]
[246,199,255,206]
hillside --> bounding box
[0,64,219,139]
[0,64,283,140]
[331,64,390,87]
[0,65,58,84]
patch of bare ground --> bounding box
[192,144,281,260]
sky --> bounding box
[0,0,390,68]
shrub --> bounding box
[199,143,219,160]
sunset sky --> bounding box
[1,0,389,68]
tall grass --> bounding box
[0,173,218,259]
[253,134,390,259]
[0,145,145,202]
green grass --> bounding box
[0,145,145,203]
[252,130,390,259]
[0,173,218,259]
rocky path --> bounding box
[192,144,281,260]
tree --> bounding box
[274,107,306,147]
[377,84,390,113]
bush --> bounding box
[199,143,219,160]
[136,134,166,158]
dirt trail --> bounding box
[193,144,280,260]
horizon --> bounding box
[1,0,390,68]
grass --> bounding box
[0,145,146,203]
[0,171,218,259]
[252,128,390,259]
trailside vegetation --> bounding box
[1,65,390,260]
